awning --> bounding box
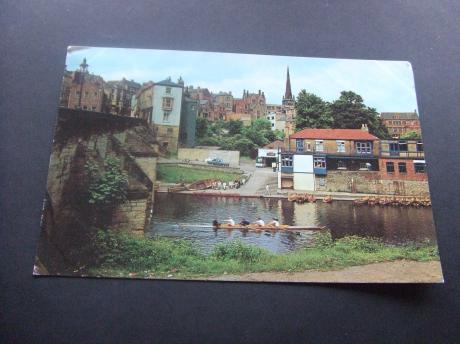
[413,160,426,164]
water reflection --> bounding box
[148,193,437,254]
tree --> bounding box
[195,117,209,139]
[225,120,244,136]
[400,130,421,140]
[329,91,390,138]
[273,129,285,140]
[295,90,332,130]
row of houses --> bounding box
[259,125,428,196]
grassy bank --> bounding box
[89,230,439,279]
[156,164,242,183]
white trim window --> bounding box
[336,140,345,153]
[162,97,174,110]
[315,140,324,152]
[163,111,171,122]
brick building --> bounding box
[380,111,421,138]
[65,59,105,112]
[104,78,141,116]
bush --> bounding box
[334,235,384,253]
[211,240,270,263]
[94,230,202,271]
[85,157,128,206]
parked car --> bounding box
[207,158,229,167]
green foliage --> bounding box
[295,90,333,130]
[156,164,241,183]
[273,129,285,140]
[195,117,277,156]
[195,117,210,139]
[212,240,270,263]
[400,130,421,140]
[225,120,244,136]
[329,91,390,138]
[89,230,439,279]
[293,90,391,139]
[85,157,128,206]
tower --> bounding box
[282,66,294,106]
[79,58,89,73]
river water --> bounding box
[147,193,437,254]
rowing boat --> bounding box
[213,224,325,231]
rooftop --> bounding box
[290,128,379,140]
[380,112,419,120]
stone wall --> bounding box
[37,108,159,273]
[314,170,430,196]
[177,148,240,167]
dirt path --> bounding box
[208,260,444,283]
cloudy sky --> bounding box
[66,47,418,113]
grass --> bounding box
[156,164,242,183]
[89,230,440,279]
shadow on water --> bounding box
[147,193,437,254]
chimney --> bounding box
[361,123,369,132]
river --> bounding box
[147,193,437,254]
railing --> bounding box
[292,147,377,157]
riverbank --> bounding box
[88,230,441,282]
[208,260,444,283]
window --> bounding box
[386,162,395,173]
[337,140,345,153]
[94,92,98,96]
[306,142,312,151]
[162,97,173,110]
[83,105,87,110]
[163,111,171,122]
[359,162,370,170]
[76,91,80,96]
[84,91,89,97]
[416,141,424,152]
[414,162,426,173]
[356,141,372,154]
[314,157,326,168]
[337,160,347,170]
[165,87,171,94]
[398,162,407,173]
[272,123,274,127]
[92,106,96,110]
[399,141,408,152]
[281,155,293,167]
[315,140,324,152]
[319,177,326,187]
[296,139,304,152]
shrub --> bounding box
[85,157,128,206]
[211,240,270,263]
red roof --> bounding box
[290,128,378,140]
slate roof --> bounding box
[155,78,183,87]
[380,112,419,120]
[290,128,379,140]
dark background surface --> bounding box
[1,1,459,342]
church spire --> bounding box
[284,66,292,100]
[282,66,294,106]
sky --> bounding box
[66,47,419,113]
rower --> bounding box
[224,217,235,226]
[267,218,280,227]
[240,218,250,226]
[253,217,265,226]
[212,219,221,228]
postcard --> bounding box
[34,47,443,283]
